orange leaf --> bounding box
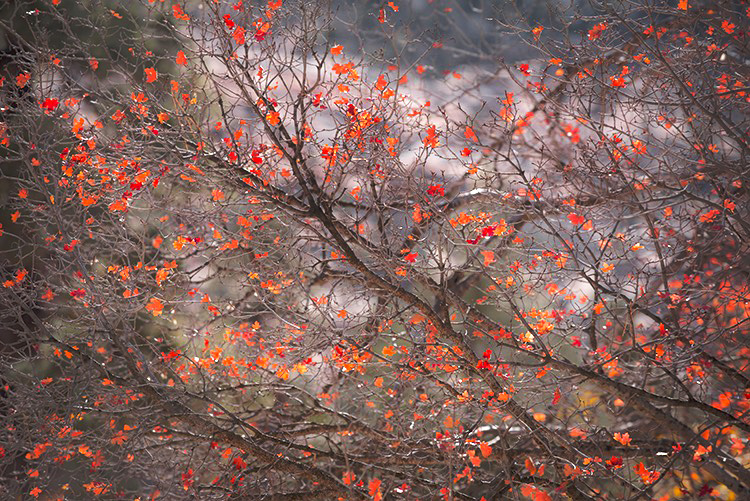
[145,297,164,316]
[233,26,246,45]
[479,442,492,458]
[588,22,608,41]
[176,50,188,65]
[342,471,356,485]
[16,73,31,88]
[614,432,631,446]
[368,478,382,498]
[155,269,169,286]
[72,117,85,135]
[375,74,388,91]
[266,111,280,126]
[409,313,425,324]
[481,250,495,267]
[173,4,190,21]
[444,415,454,429]
[111,431,128,445]
[109,199,127,212]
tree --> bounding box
[1,0,748,499]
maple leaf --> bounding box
[266,111,280,125]
[699,209,720,223]
[426,184,444,196]
[72,117,85,135]
[479,442,492,457]
[568,213,585,225]
[109,199,127,212]
[16,73,31,88]
[552,387,561,404]
[146,297,164,316]
[144,67,158,83]
[634,462,660,484]
[369,478,382,498]
[182,468,194,490]
[172,4,190,21]
[588,22,608,40]
[111,431,128,445]
[41,98,59,111]
[342,471,356,485]
[423,125,439,148]
[721,21,735,34]
[233,26,246,45]
[614,432,631,446]
[84,482,110,495]
[481,250,496,267]
[254,27,268,42]
[176,50,188,65]
[155,269,169,286]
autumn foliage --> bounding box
[1,0,749,500]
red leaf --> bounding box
[552,387,561,404]
[568,213,585,225]
[144,67,158,83]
